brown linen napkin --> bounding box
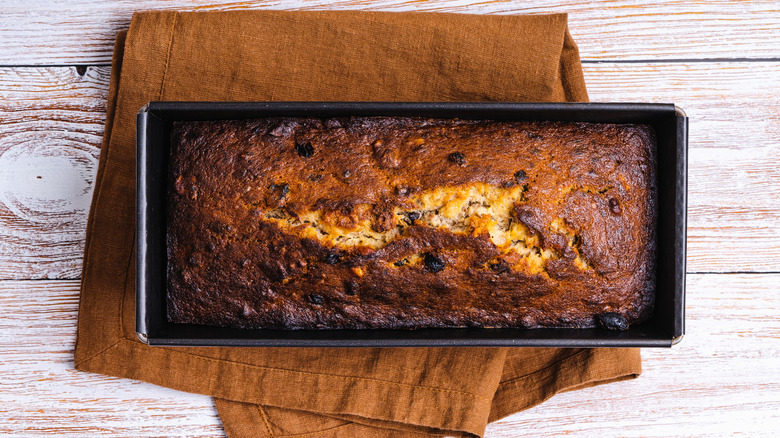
[74,10,641,437]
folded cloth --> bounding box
[74,10,641,438]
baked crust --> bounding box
[167,117,656,329]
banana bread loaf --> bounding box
[167,117,656,330]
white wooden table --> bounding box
[1,1,779,436]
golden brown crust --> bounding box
[167,117,656,329]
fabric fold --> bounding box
[74,10,640,437]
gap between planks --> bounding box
[4,57,780,69]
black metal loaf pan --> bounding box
[137,102,687,347]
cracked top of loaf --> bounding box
[166,117,656,329]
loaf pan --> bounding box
[137,102,687,347]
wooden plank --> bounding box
[0,280,224,436]
[0,67,107,279]
[489,272,780,437]
[584,62,780,273]
[1,62,778,278]
[1,274,777,435]
[0,0,779,65]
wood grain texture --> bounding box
[0,67,107,279]
[0,280,224,436]
[583,62,780,273]
[1,275,777,436]
[1,62,778,278]
[488,273,780,437]
[1,0,779,65]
